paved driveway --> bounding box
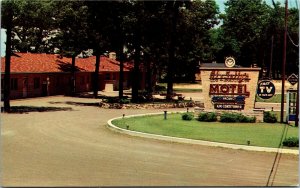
[1,96,298,186]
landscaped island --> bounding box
[112,113,298,148]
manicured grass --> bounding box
[112,113,298,148]
[255,94,285,103]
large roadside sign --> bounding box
[257,80,275,99]
[287,73,298,86]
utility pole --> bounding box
[269,35,274,79]
[296,4,300,127]
[280,0,288,123]
[296,79,299,127]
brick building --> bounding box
[1,53,144,99]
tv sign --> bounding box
[257,80,275,99]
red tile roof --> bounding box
[1,53,131,73]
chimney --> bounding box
[109,52,116,60]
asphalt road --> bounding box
[1,96,298,186]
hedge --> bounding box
[182,112,194,121]
[282,137,299,147]
[220,113,256,123]
[198,112,217,122]
[263,111,277,123]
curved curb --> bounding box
[107,112,299,155]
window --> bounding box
[34,77,40,89]
[105,73,110,80]
[10,78,18,90]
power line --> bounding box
[266,123,289,186]
[270,125,289,186]
[287,30,299,47]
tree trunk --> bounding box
[4,6,13,113]
[146,60,152,94]
[166,5,179,101]
[132,32,141,103]
[118,47,124,100]
[71,55,76,96]
[34,28,43,53]
[132,50,140,103]
[93,53,101,98]
[116,12,124,100]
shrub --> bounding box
[182,112,194,121]
[263,111,277,123]
[220,113,239,122]
[105,97,130,104]
[282,137,299,147]
[239,115,256,123]
[220,113,256,123]
[246,116,256,123]
[198,112,217,122]
[105,97,119,103]
[154,85,167,92]
[120,98,130,104]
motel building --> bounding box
[1,52,147,99]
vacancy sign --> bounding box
[287,73,298,86]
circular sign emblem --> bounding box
[257,80,275,99]
[225,57,235,68]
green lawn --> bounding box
[112,113,298,148]
[255,94,285,103]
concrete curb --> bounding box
[107,112,299,155]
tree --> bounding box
[143,2,167,93]
[1,0,57,112]
[213,0,298,79]
[54,1,89,96]
[86,1,115,98]
[221,0,271,67]
[1,0,16,112]
[259,2,298,78]
[174,0,219,81]
[164,1,181,100]
[130,1,144,103]
[11,0,56,53]
[105,1,132,100]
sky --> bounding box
[217,0,298,13]
[0,0,298,57]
